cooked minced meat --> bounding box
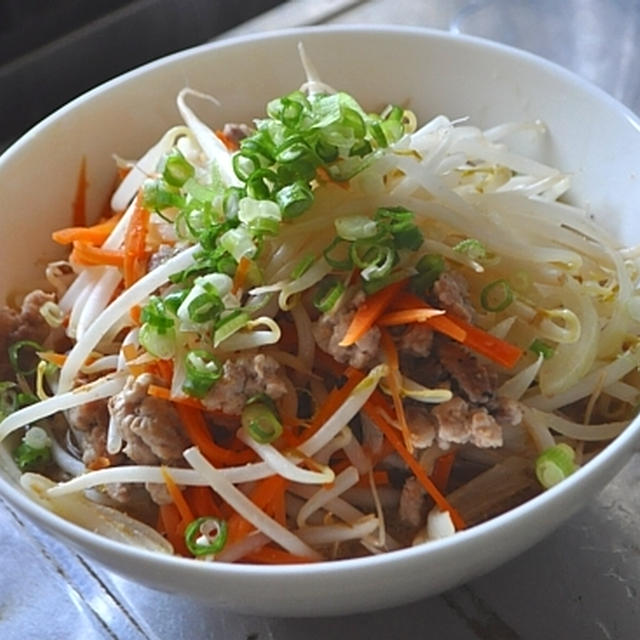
[431,396,503,448]
[0,289,57,379]
[108,373,190,466]
[313,292,381,369]
[438,340,497,404]
[396,324,434,358]
[67,399,118,468]
[201,352,289,415]
[432,270,475,323]
[398,476,426,527]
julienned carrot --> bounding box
[175,403,255,467]
[148,384,202,407]
[38,351,68,367]
[185,485,222,519]
[301,367,366,443]
[355,469,389,488]
[389,292,522,368]
[379,329,413,453]
[226,474,288,542]
[232,255,251,294]
[387,292,467,342]
[161,466,195,524]
[448,315,523,369]
[123,197,150,288]
[158,502,189,556]
[339,278,409,347]
[431,451,456,493]
[242,546,316,564]
[215,129,239,151]
[72,156,88,227]
[70,241,124,267]
[363,392,466,531]
[52,213,122,246]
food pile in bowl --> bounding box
[1,43,638,566]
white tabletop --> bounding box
[2,2,640,638]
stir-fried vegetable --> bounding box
[0,48,638,565]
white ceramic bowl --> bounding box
[1,26,640,617]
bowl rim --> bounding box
[1,23,640,580]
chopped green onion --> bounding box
[323,237,353,271]
[139,323,175,359]
[13,426,52,471]
[213,310,250,347]
[410,253,445,294]
[218,226,258,262]
[246,168,278,200]
[480,279,514,312]
[183,349,223,398]
[163,289,189,316]
[360,245,396,282]
[313,277,346,313]
[530,338,555,359]
[276,181,314,220]
[242,399,283,444]
[187,284,225,324]
[141,297,175,333]
[8,340,44,376]
[223,186,245,219]
[335,216,378,242]
[453,238,487,261]
[184,516,228,556]
[232,152,262,182]
[162,149,195,187]
[291,254,315,280]
[142,178,184,212]
[535,443,577,489]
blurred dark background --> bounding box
[0,0,285,149]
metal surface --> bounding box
[2,1,640,638]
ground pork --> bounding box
[201,352,288,415]
[398,476,426,527]
[396,324,434,358]
[0,290,58,379]
[67,399,117,468]
[438,340,496,404]
[405,405,437,449]
[432,396,503,448]
[313,292,381,369]
[432,270,475,323]
[108,373,190,466]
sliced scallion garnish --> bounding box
[535,443,577,489]
[480,279,513,312]
[184,516,228,556]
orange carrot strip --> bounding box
[379,329,413,453]
[339,278,409,347]
[148,384,208,410]
[154,359,174,385]
[355,469,389,487]
[242,546,316,564]
[70,242,124,267]
[215,129,239,151]
[185,485,222,519]
[175,403,255,466]
[390,292,521,368]
[123,197,150,289]
[37,351,68,367]
[158,503,189,556]
[300,367,366,443]
[447,315,523,369]
[388,293,467,342]
[52,213,121,246]
[364,393,466,530]
[431,451,456,493]
[232,255,251,294]
[161,466,195,524]
[227,474,288,542]
[72,156,88,227]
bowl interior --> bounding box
[1,26,640,616]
